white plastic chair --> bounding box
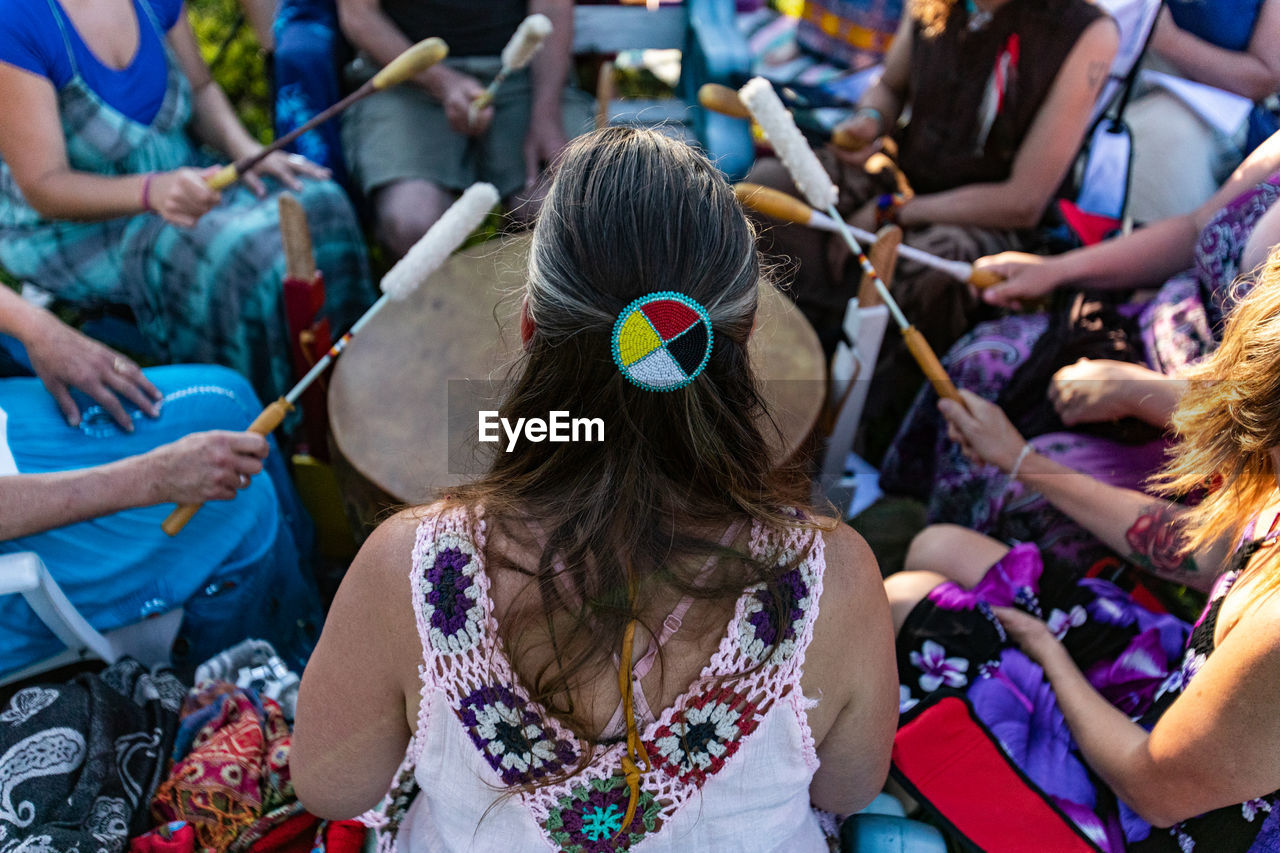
[0,551,182,686]
[817,228,897,517]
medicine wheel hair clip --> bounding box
[612,292,714,391]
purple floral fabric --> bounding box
[881,173,1280,572]
[899,538,1280,852]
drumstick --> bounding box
[697,83,872,151]
[205,37,449,191]
[737,77,964,407]
[162,182,501,535]
[733,183,1005,289]
[468,14,552,125]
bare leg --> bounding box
[373,180,456,260]
[883,570,950,635]
[904,524,1011,587]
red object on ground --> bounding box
[893,695,1102,852]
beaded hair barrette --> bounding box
[611,292,714,391]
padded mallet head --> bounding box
[380,183,500,300]
[737,77,837,211]
[371,37,449,90]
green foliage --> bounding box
[186,0,273,143]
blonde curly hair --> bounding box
[1155,248,1280,563]
[909,0,960,37]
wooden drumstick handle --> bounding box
[831,125,873,151]
[205,38,448,192]
[733,183,818,226]
[901,326,963,406]
[968,266,1005,289]
[161,398,296,536]
[697,83,751,119]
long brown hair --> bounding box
[442,129,821,765]
[1155,250,1280,579]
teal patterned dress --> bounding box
[0,0,374,402]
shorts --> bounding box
[341,54,595,199]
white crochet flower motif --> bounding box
[420,531,485,654]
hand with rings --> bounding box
[22,306,162,431]
[239,149,331,198]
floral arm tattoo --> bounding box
[1125,502,1200,582]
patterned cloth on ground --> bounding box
[150,683,297,852]
[0,658,184,852]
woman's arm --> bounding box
[940,391,1231,590]
[830,13,914,160]
[292,511,423,819]
[0,59,222,224]
[337,0,494,135]
[806,523,898,814]
[0,430,267,540]
[997,597,1280,827]
[166,11,325,195]
[1148,0,1280,102]
[522,0,573,181]
[0,286,161,429]
[893,17,1117,231]
[978,127,1280,307]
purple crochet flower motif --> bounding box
[546,775,660,852]
[740,567,809,660]
[424,546,480,641]
[457,684,577,786]
[909,640,969,692]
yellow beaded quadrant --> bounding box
[616,311,663,366]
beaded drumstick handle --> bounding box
[468,15,552,125]
[736,77,964,406]
[205,38,449,191]
[162,183,501,535]
[733,183,1005,290]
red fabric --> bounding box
[129,822,196,853]
[893,695,1099,852]
[248,812,321,852]
[320,821,368,852]
[282,270,332,457]
[1058,200,1121,247]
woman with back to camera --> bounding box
[289,127,898,851]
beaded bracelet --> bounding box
[852,105,885,135]
[1008,443,1035,481]
[141,172,156,213]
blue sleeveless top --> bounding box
[0,0,184,125]
[1166,0,1263,52]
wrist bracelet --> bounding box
[141,172,156,213]
[875,192,905,228]
[852,105,885,135]
[1008,443,1034,481]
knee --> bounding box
[904,525,966,574]
[884,570,949,635]
[374,186,450,259]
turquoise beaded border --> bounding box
[610,291,714,392]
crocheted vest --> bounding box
[368,505,830,853]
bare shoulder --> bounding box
[804,520,890,711]
[816,520,883,613]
